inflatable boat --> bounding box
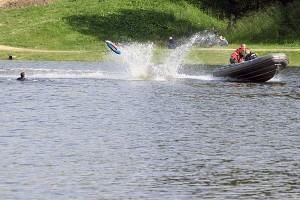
[213,53,288,82]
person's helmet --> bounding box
[250,53,258,60]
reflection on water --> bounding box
[0,60,299,199]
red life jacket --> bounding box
[231,48,244,63]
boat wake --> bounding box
[0,31,219,81]
[0,67,105,80]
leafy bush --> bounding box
[226,2,299,44]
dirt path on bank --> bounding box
[1,44,299,53]
[0,45,85,53]
[0,0,12,7]
[0,0,53,8]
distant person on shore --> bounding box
[167,37,176,49]
[230,44,247,64]
[218,35,228,46]
[8,55,13,60]
[244,48,258,61]
[17,72,27,81]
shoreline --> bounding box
[1,44,299,66]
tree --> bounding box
[188,0,294,30]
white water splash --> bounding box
[111,31,218,81]
[118,42,155,80]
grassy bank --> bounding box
[0,0,224,50]
[0,0,299,66]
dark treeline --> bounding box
[187,0,294,20]
[186,0,299,43]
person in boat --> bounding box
[167,37,176,49]
[244,48,258,61]
[17,72,27,81]
[230,44,247,64]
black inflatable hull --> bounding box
[213,53,288,82]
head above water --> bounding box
[20,72,26,78]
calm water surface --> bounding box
[0,60,299,199]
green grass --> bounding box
[0,0,225,51]
[0,0,299,66]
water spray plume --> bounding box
[111,31,218,81]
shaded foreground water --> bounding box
[0,60,299,199]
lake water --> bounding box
[0,32,299,199]
[0,58,299,199]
